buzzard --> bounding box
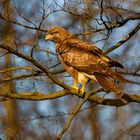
[45,26,125,96]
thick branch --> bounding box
[0,89,140,107]
[0,44,71,90]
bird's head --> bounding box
[45,26,72,43]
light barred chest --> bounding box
[56,44,97,84]
[58,51,90,64]
[77,72,97,84]
[77,72,89,84]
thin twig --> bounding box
[103,22,140,54]
[0,14,46,32]
[0,44,71,90]
[56,91,97,140]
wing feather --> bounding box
[66,37,103,55]
[94,73,123,95]
[58,45,125,83]
[57,37,125,83]
[65,37,123,68]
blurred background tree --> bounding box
[0,0,140,140]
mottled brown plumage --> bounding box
[45,26,125,95]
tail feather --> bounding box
[94,73,123,96]
[115,72,126,83]
[109,61,124,69]
[101,67,126,83]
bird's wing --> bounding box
[65,37,124,68]
[94,73,123,95]
[66,37,103,56]
[58,46,125,83]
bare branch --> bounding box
[0,13,47,32]
[0,88,140,107]
[56,91,94,140]
[0,44,71,90]
[103,22,140,54]
[0,66,36,73]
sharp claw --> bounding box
[72,86,79,91]
[78,88,81,94]
[82,91,86,98]
[72,82,86,97]
[72,81,78,90]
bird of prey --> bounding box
[45,26,125,96]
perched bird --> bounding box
[45,26,125,96]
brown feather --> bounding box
[94,73,123,95]
[45,26,126,94]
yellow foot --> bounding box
[81,85,85,94]
[72,81,85,97]
[80,85,85,97]
[72,81,79,90]
[72,85,79,90]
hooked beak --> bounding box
[45,34,51,40]
[45,35,50,40]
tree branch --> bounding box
[0,44,71,90]
[103,22,140,54]
[0,88,140,107]
[56,91,93,140]
[0,68,66,83]
[0,14,47,32]
[0,66,36,73]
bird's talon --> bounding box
[77,88,80,93]
[82,92,86,98]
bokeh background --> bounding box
[0,0,140,139]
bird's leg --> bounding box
[72,80,79,90]
[80,84,86,98]
[81,84,85,94]
[72,81,85,97]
